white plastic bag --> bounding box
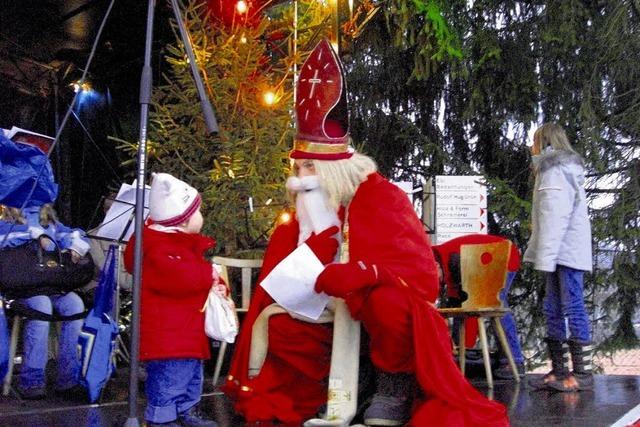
[202,287,239,343]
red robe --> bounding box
[224,173,508,426]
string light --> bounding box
[236,0,248,14]
[262,90,276,106]
[70,80,91,93]
[279,211,291,223]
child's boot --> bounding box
[178,406,218,427]
[549,340,594,392]
[529,338,570,390]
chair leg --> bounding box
[212,341,227,387]
[493,317,521,383]
[324,299,360,424]
[3,317,21,396]
[458,320,466,375]
[477,317,493,388]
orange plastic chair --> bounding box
[438,240,521,388]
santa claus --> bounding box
[224,39,508,427]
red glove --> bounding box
[315,261,379,298]
[305,226,340,265]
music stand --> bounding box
[91,182,150,243]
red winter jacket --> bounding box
[124,225,215,361]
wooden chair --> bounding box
[2,308,21,396]
[210,256,263,387]
[438,240,520,388]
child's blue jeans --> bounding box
[18,293,84,391]
[543,265,591,343]
[144,358,204,424]
[499,272,525,365]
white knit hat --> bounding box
[148,173,202,226]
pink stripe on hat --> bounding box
[154,193,202,226]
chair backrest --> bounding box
[460,240,511,310]
[212,256,263,312]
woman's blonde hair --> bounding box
[0,205,25,224]
[39,204,58,227]
[313,152,378,210]
[534,123,578,154]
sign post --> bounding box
[434,175,487,244]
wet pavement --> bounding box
[1,372,639,426]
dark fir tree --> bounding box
[344,0,639,360]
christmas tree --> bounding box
[147,0,332,253]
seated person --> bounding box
[0,204,90,399]
[224,39,507,427]
[432,233,526,379]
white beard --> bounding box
[286,176,342,248]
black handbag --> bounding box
[0,237,95,299]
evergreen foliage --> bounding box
[137,0,638,358]
[145,0,330,254]
[346,0,640,357]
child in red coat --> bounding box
[124,173,219,427]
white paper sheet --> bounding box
[93,182,150,242]
[259,243,330,320]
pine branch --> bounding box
[587,188,623,194]
[586,165,637,177]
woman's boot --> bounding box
[528,338,570,390]
[363,371,414,426]
[548,340,594,392]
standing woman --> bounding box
[525,123,594,392]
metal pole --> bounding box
[170,0,218,135]
[331,0,340,50]
[293,0,298,104]
[125,0,155,425]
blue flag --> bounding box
[78,245,119,403]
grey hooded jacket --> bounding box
[523,150,593,272]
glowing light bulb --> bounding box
[279,212,291,223]
[236,0,248,14]
[70,80,91,93]
[262,90,276,106]
[240,35,247,44]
